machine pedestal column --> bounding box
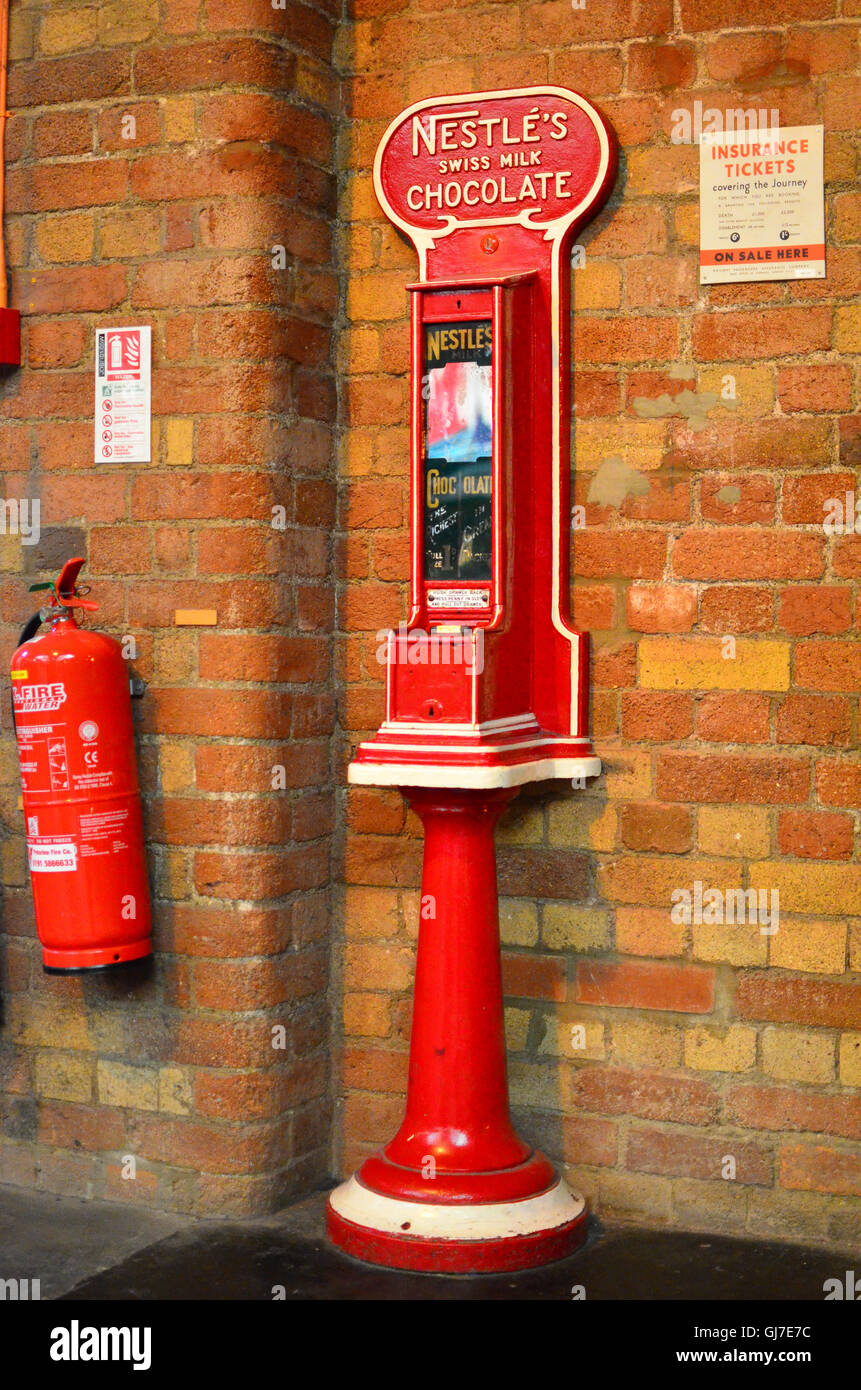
[327,787,588,1273]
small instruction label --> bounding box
[427,588,490,610]
[95,326,152,463]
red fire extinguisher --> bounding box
[10,558,152,972]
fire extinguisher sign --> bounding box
[94,326,152,464]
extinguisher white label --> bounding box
[13,682,67,713]
[28,840,77,873]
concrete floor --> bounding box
[0,1181,853,1300]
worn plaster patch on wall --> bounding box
[716,485,742,505]
[632,371,739,433]
[587,455,651,509]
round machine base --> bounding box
[327,1176,588,1274]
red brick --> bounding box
[628,1127,771,1184]
[691,307,831,360]
[776,695,851,747]
[571,1067,718,1125]
[672,531,823,581]
[778,365,852,413]
[657,752,809,805]
[816,760,861,808]
[700,586,773,634]
[778,811,854,861]
[627,585,696,633]
[621,691,694,741]
[502,953,566,1003]
[576,961,714,1013]
[778,587,851,636]
[736,975,861,1029]
[795,641,861,692]
[696,694,770,744]
[780,1145,861,1197]
[620,803,692,853]
[728,1086,861,1141]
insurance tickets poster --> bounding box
[699,125,825,284]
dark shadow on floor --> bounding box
[62,1200,849,1301]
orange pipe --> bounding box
[0,0,10,310]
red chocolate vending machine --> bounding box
[328,87,617,1272]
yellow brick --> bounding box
[698,806,770,858]
[611,1017,681,1068]
[575,418,667,474]
[400,889,421,940]
[345,942,413,992]
[684,1023,756,1073]
[838,1033,861,1087]
[153,847,191,899]
[295,54,337,111]
[97,1060,159,1111]
[674,202,699,247]
[600,856,741,909]
[345,886,400,939]
[850,923,861,973]
[0,533,24,571]
[768,915,848,974]
[499,901,539,947]
[344,992,391,1039]
[164,417,194,466]
[155,631,196,683]
[40,7,97,54]
[100,209,161,259]
[573,259,621,310]
[163,97,196,144]
[340,326,379,375]
[347,271,406,321]
[697,365,774,418]
[36,212,94,265]
[752,863,861,920]
[504,1006,531,1052]
[160,743,195,795]
[640,637,790,692]
[627,144,698,197]
[158,1066,192,1116]
[98,0,159,46]
[1,838,26,887]
[33,1051,93,1103]
[762,1027,834,1084]
[542,905,611,952]
[834,306,861,354]
[824,133,855,184]
[599,1171,672,1222]
[9,7,35,61]
[539,1014,605,1061]
[602,751,652,801]
[498,799,545,846]
[547,799,616,852]
[508,1060,567,1112]
[615,906,685,957]
[692,919,768,966]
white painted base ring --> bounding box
[328,1176,585,1242]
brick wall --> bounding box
[336,1,861,1249]
[0,0,339,1215]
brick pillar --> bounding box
[0,0,339,1216]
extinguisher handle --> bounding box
[28,557,99,613]
[56,557,85,595]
